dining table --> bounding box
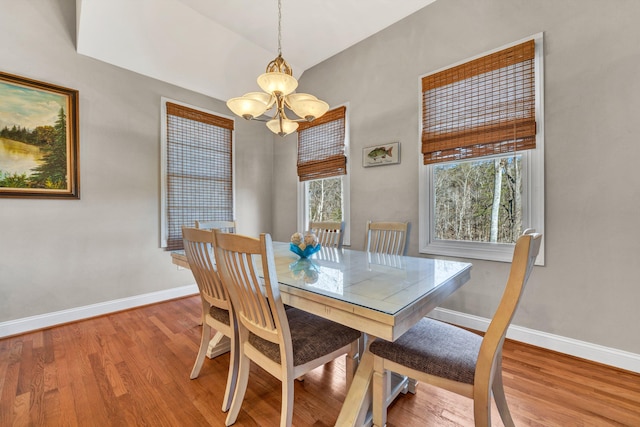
[172,241,472,426]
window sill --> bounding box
[420,239,544,266]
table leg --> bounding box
[335,335,410,427]
[206,331,231,359]
[335,350,373,426]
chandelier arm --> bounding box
[247,117,270,123]
[274,93,285,118]
[275,95,306,122]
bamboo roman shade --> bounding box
[421,40,536,165]
[297,106,347,181]
[165,102,234,250]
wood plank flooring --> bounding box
[1,296,639,426]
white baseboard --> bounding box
[0,284,198,338]
[429,307,640,374]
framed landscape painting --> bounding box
[0,71,79,198]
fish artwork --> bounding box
[367,146,393,161]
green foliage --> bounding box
[30,108,68,189]
[0,125,31,143]
[0,124,56,146]
[0,171,30,188]
[44,177,67,189]
[33,125,56,146]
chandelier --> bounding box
[226,0,329,136]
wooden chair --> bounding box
[193,221,237,323]
[309,221,344,249]
[369,229,542,427]
[364,221,408,255]
[195,219,237,233]
[212,230,361,427]
[181,227,239,413]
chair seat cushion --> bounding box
[209,305,230,325]
[249,308,361,366]
[369,318,482,385]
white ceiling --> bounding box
[76,0,436,102]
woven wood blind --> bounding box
[297,106,347,182]
[421,40,536,165]
[166,102,234,250]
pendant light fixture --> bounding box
[226,0,329,136]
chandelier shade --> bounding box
[227,92,274,120]
[225,0,329,136]
[267,117,298,135]
[286,93,329,121]
[257,71,298,96]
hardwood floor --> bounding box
[1,296,639,426]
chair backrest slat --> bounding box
[309,221,345,249]
[364,221,408,256]
[182,227,229,310]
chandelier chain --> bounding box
[277,0,282,56]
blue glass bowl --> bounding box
[290,242,321,258]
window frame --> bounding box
[297,103,351,246]
[418,34,544,265]
[160,97,236,249]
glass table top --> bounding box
[173,241,472,317]
[270,242,471,316]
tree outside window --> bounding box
[434,155,522,244]
[307,176,343,223]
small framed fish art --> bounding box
[362,142,400,167]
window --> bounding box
[297,106,350,245]
[161,98,235,250]
[419,35,544,264]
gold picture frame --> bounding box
[0,71,79,198]
[363,142,400,167]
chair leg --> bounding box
[492,369,515,427]
[225,352,251,426]
[346,340,359,388]
[372,356,388,427]
[198,298,206,326]
[190,321,212,379]
[281,376,295,427]
[407,377,418,394]
[473,386,491,427]
[221,330,240,412]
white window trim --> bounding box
[297,103,351,246]
[160,96,236,248]
[418,34,545,265]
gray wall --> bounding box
[0,0,273,322]
[274,0,640,355]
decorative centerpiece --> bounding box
[290,231,321,258]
